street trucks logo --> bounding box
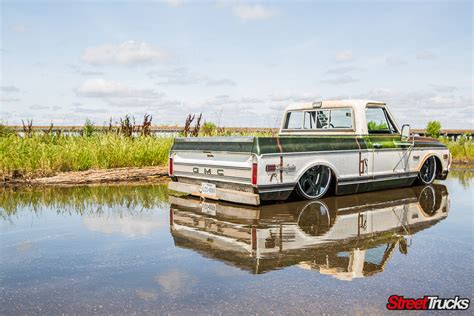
[386,295,470,311]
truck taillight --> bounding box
[169,157,173,176]
[252,162,258,185]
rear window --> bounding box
[303,108,353,130]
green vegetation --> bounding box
[367,120,389,131]
[83,119,95,137]
[426,120,442,138]
[0,133,173,179]
[0,184,169,217]
[440,134,474,162]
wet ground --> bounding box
[1,171,472,314]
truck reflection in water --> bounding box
[170,185,449,280]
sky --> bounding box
[0,0,472,128]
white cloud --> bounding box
[82,40,166,66]
[11,24,26,33]
[163,0,184,6]
[385,56,407,66]
[325,66,358,75]
[0,85,20,93]
[76,78,161,98]
[232,3,278,20]
[83,214,165,237]
[321,75,358,85]
[430,84,457,93]
[148,67,236,86]
[335,50,353,62]
[154,269,197,296]
[416,50,436,60]
[0,97,20,103]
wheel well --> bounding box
[300,164,339,195]
[433,155,443,179]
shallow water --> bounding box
[1,172,472,314]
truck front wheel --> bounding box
[416,156,437,185]
[296,165,332,200]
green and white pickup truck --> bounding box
[168,100,451,205]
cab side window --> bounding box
[366,107,397,134]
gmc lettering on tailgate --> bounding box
[193,167,224,176]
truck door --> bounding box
[365,107,408,182]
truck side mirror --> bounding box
[401,124,410,141]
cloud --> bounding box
[148,67,236,86]
[321,75,358,85]
[348,88,473,128]
[29,104,49,110]
[232,3,278,20]
[269,92,321,102]
[0,85,20,93]
[76,78,162,99]
[154,269,197,296]
[385,56,407,66]
[81,70,104,76]
[82,40,166,66]
[83,214,165,237]
[0,97,20,103]
[325,66,359,75]
[11,24,26,33]
[163,0,184,6]
[205,78,236,86]
[416,50,436,60]
[335,50,353,62]
[430,84,457,93]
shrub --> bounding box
[426,120,441,138]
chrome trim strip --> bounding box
[174,161,252,170]
[174,136,254,143]
[338,173,418,186]
[261,147,447,157]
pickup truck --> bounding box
[168,99,451,205]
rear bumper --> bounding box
[168,181,261,206]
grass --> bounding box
[440,138,474,162]
[0,133,173,179]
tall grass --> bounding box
[0,134,173,179]
[440,138,474,162]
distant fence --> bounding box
[5,125,474,138]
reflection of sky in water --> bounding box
[0,177,472,314]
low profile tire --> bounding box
[416,156,437,185]
[296,165,332,200]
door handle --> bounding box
[373,143,382,149]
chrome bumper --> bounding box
[168,181,260,206]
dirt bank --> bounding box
[2,166,170,187]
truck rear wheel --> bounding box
[296,165,332,200]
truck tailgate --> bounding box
[170,137,255,186]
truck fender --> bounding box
[295,160,340,183]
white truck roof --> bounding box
[281,99,396,135]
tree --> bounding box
[426,120,441,138]
[83,119,95,137]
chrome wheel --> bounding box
[296,165,332,199]
[418,156,437,185]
